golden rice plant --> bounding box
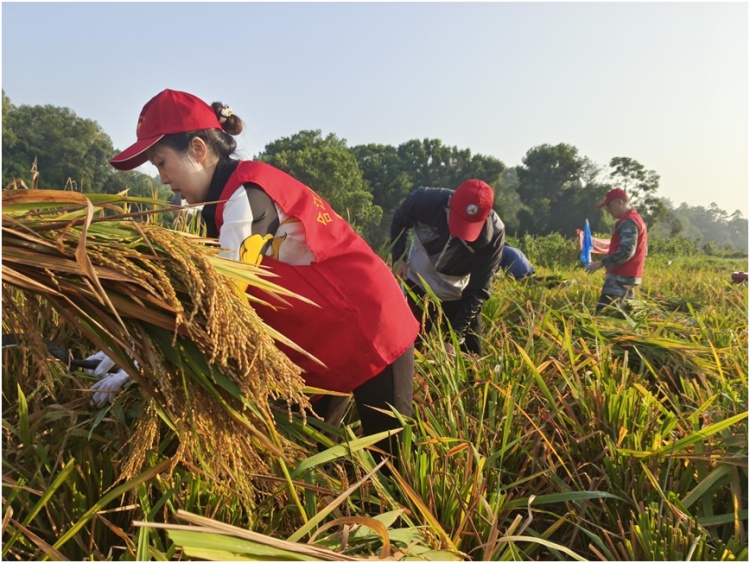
[2,188,315,507]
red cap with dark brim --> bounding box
[448,180,495,242]
[110,89,221,171]
[597,187,628,208]
[110,134,165,171]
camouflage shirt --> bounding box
[601,218,641,286]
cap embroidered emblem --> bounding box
[136,115,144,133]
[466,203,479,216]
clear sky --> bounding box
[2,2,748,217]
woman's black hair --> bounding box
[157,101,244,160]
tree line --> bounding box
[3,91,747,253]
[2,92,172,201]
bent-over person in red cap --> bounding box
[390,181,505,355]
[91,89,420,469]
[585,187,648,313]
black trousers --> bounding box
[595,277,636,313]
[404,280,483,355]
[312,344,414,464]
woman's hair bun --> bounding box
[211,101,244,136]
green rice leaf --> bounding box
[618,412,748,458]
[504,490,624,509]
[291,430,398,476]
[167,530,321,561]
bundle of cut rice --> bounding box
[2,188,315,505]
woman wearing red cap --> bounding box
[103,88,419,463]
[390,182,506,355]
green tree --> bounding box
[258,130,382,237]
[663,201,748,252]
[727,210,748,251]
[516,143,609,236]
[606,156,666,226]
[2,92,19,174]
[352,138,506,247]
[494,167,526,235]
[648,198,685,240]
[350,143,415,247]
[392,138,504,190]
[3,91,27,185]
[2,91,164,199]
[4,97,113,191]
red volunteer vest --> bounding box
[608,209,647,277]
[215,161,419,392]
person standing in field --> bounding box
[585,187,648,312]
[498,245,536,280]
[94,89,419,465]
[390,181,505,355]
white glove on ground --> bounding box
[89,369,129,407]
[83,350,137,407]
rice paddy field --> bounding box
[2,190,748,561]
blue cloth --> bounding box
[500,246,535,280]
[581,219,593,267]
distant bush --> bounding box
[649,236,701,257]
[649,236,747,259]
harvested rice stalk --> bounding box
[2,189,313,505]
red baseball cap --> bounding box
[597,187,628,208]
[448,180,495,241]
[110,89,222,171]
